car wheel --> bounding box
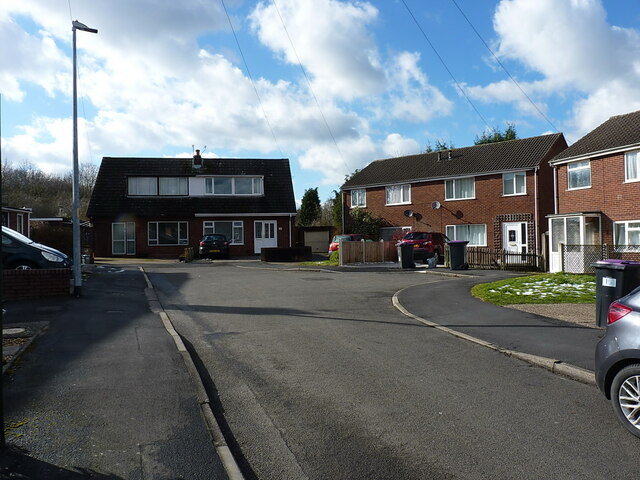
[12,261,38,270]
[610,364,640,438]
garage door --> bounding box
[304,230,330,253]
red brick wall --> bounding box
[2,268,72,300]
[556,152,640,243]
[345,171,545,250]
[91,216,295,258]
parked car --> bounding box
[396,231,448,264]
[595,285,640,438]
[199,234,230,259]
[2,226,72,270]
[328,234,368,255]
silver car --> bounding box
[595,285,640,438]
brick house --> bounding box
[1,206,32,236]
[341,133,568,258]
[547,110,640,272]
[87,152,297,258]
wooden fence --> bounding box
[463,247,543,271]
[339,240,398,265]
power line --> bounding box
[220,0,285,158]
[400,0,494,133]
[450,0,559,132]
[271,0,352,173]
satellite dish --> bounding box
[403,209,414,217]
[431,201,441,210]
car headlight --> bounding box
[41,251,64,262]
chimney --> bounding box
[193,149,202,168]
[447,150,452,159]
[437,151,441,161]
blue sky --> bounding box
[2,0,639,205]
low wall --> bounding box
[261,247,312,262]
[2,268,72,301]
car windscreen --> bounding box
[203,235,226,241]
[333,235,351,242]
[404,233,425,240]
[2,227,34,245]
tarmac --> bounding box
[0,260,604,478]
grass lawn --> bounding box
[471,273,596,306]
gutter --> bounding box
[550,142,640,166]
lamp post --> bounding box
[72,20,97,297]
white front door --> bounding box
[503,222,527,254]
[254,221,277,254]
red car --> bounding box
[396,231,448,264]
[328,234,367,255]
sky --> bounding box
[1,0,640,205]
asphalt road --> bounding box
[146,262,639,480]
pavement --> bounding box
[0,259,604,478]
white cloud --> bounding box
[382,133,420,158]
[467,0,640,138]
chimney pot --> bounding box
[448,150,452,159]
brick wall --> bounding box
[345,170,547,251]
[2,268,72,301]
[556,152,640,243]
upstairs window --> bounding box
[386,184,411,205]
[567,160,591,190]
[159,177,188,196]
[445,177,475,200]
[205,177,263,195]
[625,151,639,182]
[128,177,158,196]
[503,172,526,196]
[351,189,366,207]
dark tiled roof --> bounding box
[87,157,296,218]
[553,110,640,162]
[342,133,566,189]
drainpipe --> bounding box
[534,166,539,255]
[552,165,558,215]
[289,214,293,247]
[341,190,345,233]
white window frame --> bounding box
[148,221,188,246]
[204,176,264,196]
[567,160,591,190]
[351,189,366,207]
[614,220,640,251]
[158,177,188,196]
[625,151,640,183]
[445,177,475,201]
[502,171,526,196]
[385,184,411,205]
[203,220,244,245]
[445,224,487,246]
[128,177,158,196]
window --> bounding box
[16,214,24,234]
[615,221,640,250]
[203,221,244,244]
[205,177,263,195]
[128,177,158,196]
[445,224,486,246]
[385,184,411,205]
[351,189,366,207]
[445,177,475,200]
[625,151,639,182]
[503,172,526,196]
[148,222,188,245]
[567,160,591,189]
[159,177,188,195]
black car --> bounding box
[198,234,230,259]
[2,226,72,269]
[595,285,640,438]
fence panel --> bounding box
[465,247,542,271]
[561,245,640,273]
[340,241,398,265]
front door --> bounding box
[503,222,527,257]
[112,222,136,255]
[254,221,277,254]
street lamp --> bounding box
[72,20,97,297]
